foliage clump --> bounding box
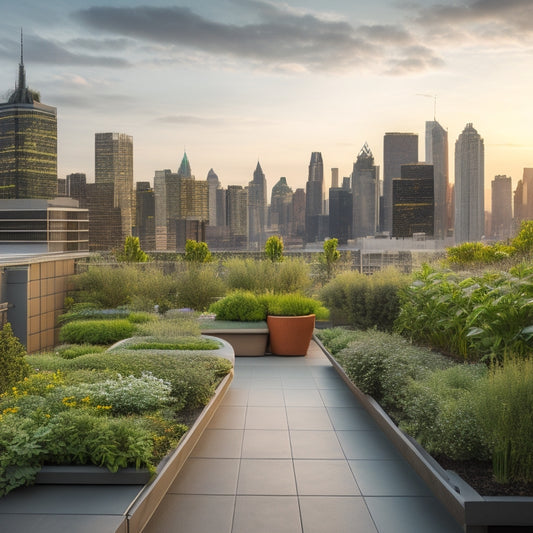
[209,291,267,321]
[116,236,150,262]
[59,319,136,346]
[0,323,30,394]
[184,240,212,263]
[264,235,284,262]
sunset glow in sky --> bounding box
[1,0,532,206]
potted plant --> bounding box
[264,294,329,356]
[202,291,269,356]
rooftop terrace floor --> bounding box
[144,342,463,533]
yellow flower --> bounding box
[81,396,91,404]
[2,407,19,415]
[96,405,112,411]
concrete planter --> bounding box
[200,320,269,357]
[314,335,533,533]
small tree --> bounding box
[322,238,341,279]
[265,235,284,262]
[0,323,30,394]
[184,240,212,263]
[116,236,149,262]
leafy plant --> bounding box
[0,323,30,394]
[184,240,212,263]
[54,344,106,360]
[127,338,221,351]
[59,319,136,345]
[264,235,284,262]
[116,236,150,262]
[263,293,329,319]
[209,291,267,321]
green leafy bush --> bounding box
[54,344,106,360]
[127,338,221,351]
[264,235,284,262]
[184,240,212,263]
[475,358,533,483]
[315,328,366,356]
[223,257,310,294]
[0,323,30,394]
[135,313,201,338]
[320,267,409,331]
[175,264,226,311]
[116,236,150,263]
[263,293,329,319]
[209,291,267,321]
[59,319,136,345]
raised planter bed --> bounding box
[314,335,533,533]
[200,319,269,357]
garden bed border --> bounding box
[313,334,533,533]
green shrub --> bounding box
[223,257,310,294]
[263,293,329,319]
[209,291,267,321]
[57,308,130,325]
[315,328,366,356]
[0,323,30,394]
[264,235,284,262]
[332,329,450,413]
[127,338,221,351]
[136,313,201,338]
[320,267,409,331]
[401,365,488,461]
[54,344,106,359]
[116,236,150,263]
[184,240,212,263]
[59,319,136,345]
[175,264,226,311]
[475,358,533,483]
[127,312,157,324]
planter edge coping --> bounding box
[125,368,234,533]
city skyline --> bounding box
[1,1,532,205]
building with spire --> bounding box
[454,123,484,243]
[305,152,324,242]
[270,177,293,239]
[248,161,267,249]
[352,143,379,238]
[0,32,57,199]
[206,168,220,227]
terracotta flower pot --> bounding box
[267,314,315,356]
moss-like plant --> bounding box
[209,291,267,321]
[59,319,136,345]
[263,293,329,319]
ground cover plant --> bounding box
[317,328,533,492]
[0,308,232,497]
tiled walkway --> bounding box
[144,342,463,533]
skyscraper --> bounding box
[352,143,379,238]
[0,34,57,199]
[206,168,220,227]
[227,185,248,248]
[329,187,352,244]
[248,161,268,248]
[270,177,293,238]
[425,121,449,240]
[135,181,155,250]
[491,175,512,240]
[392,164,434,238]
[383,133,418,233]
[454,123,485,243]
[305,152,324,242]
[95,132,134,239]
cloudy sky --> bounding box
[1,0,532,206]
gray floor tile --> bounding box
[286,406,333,430]
[232,496,302,533]
[327,406,377,430]
[300,496,378,533]
[282,377,317,389]
[190,429,244,458]
[237,459,296,495]
[365,496,463,533]
[294,460,360,495]
[319,388,361,407]
[209,406,247,429]
[168,458,240,494]
[143,494,234,533]
[248,388,285,406]
[349,460,431,496]
[336,430,401,460]
[222,388,249,406]
[245,406,288,429]
[290,430,345,459]
[314,376,346,389]
[284,389,324,407]
[242,429,292,458]
[249,377,283,389]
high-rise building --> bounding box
[66,173,87,202]
[454,123,485,243]
[331,168,339,189]
[425,121,449,239]
[206,168,220,227]
[392,164,434,238]
[227,185,248,248]
[292,188,306,240]
[86,182,123,251]
[383,133,418,233]
[305,152,324,242]
[270,177,293,238]
[329,187,352,244]
[352,143,379,238]
[95,132,134,239]
[135,181,155,250]
[491,175,512,240]
[0,35,57,199]
[248,161,268,249]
